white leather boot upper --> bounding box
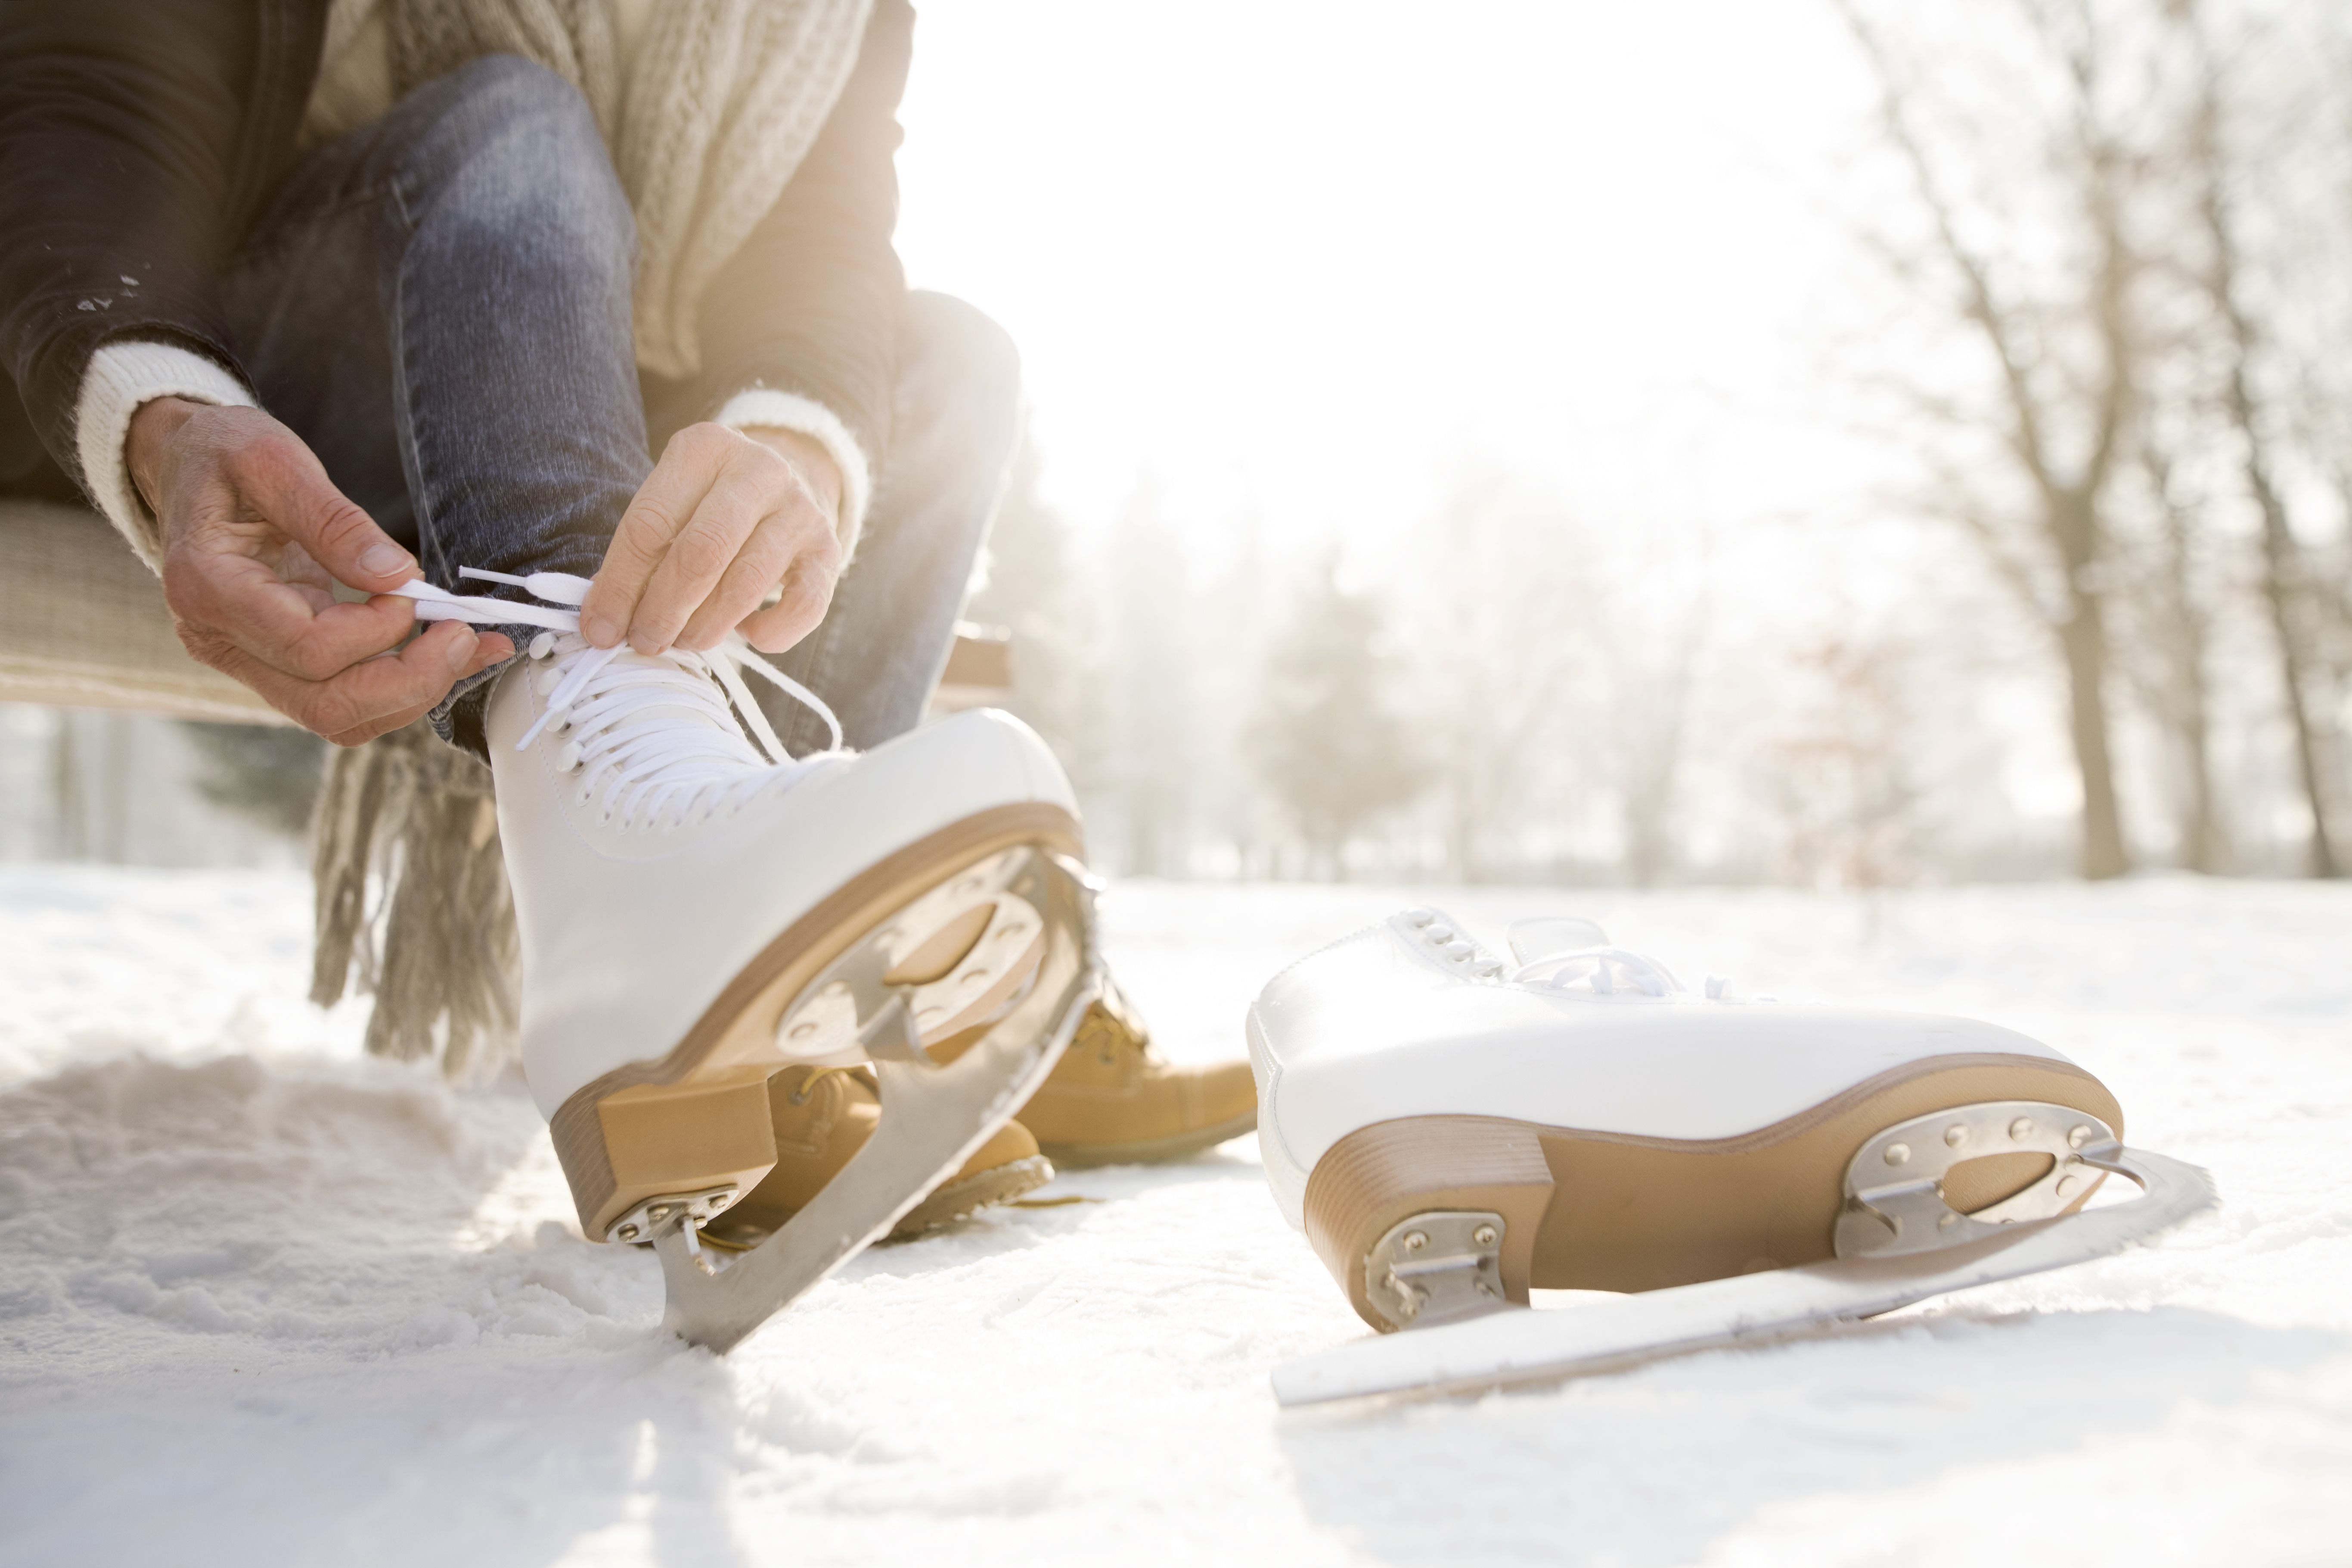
[394,571,1079,1118]
[1245,908,2083,1229]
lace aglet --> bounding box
[458,566,589,605]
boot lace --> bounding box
[393,568,846,833]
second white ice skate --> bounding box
[1248,908,2219,1406]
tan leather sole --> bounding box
[1300,1053,2123,1331]
[1036,1106,1262,1167]
[893,1152,1056,1238]
[550,803,1084,1239]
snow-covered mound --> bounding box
[0,869,2346,1566]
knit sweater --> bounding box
[61,0,881,566]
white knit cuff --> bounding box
[74,340,259,571]
[713,388,873,561]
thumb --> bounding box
[239,429,417,591]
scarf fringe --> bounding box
[309,722,519,1076]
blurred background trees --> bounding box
[965,0,2351,887]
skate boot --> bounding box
[399,571,1104,1351]
[993,976,1257,1165]
[1251,909,2218,1403]
[703,1066,1054,1246]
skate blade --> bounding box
[652,851,1101,1354]
[1270,1142,2216,1407]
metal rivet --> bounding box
[1403,1231,1428,1252]
[2069,1124,2093,1149]
[708,1194,729,1210]
[1472,1225,1498,1247]
[788,1021,817,1040]
[617,1223,639,1241]
[2056,1175,2079,1199]
[1883,1143,1911,1166]
[917,1006,944,1024]
[2009,1117,2035,1141]
[960,969,990,987]
[1938,1211,1958,1229]
[822,982,848,1000]
[1944,1124,1969,1148]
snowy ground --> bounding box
[1,868,2347,1567]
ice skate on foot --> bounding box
[401,571,1103,1351]
[1247,908,2218,1404]
[935,974,1258,1165]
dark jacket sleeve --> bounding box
[652,0,913,475]
[0,0,320,489]
[0,0,258,484]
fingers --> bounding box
[184,618,513,745]
[153,408,431,684]
[227,420,418,591]
[166,553,425,682]
[584,424,842,655]
[581,424,737,651]
[135,402,512,742]
[677,505,839,651]
[739,552,841,654]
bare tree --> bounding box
[1246,553,1427,879]
[1406,473,1593,882]
[2125,442,2228,871]
[1837,0,2154,878]
[1764,626,1924,897]
[2181,0,2340,875]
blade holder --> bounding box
[1836,1099,2118,1258]
[605,1185,739,1248]
[1365,1210,1508,1332]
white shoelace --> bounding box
[1509,946,1741,1001]
[392,568,846,832]
[1511,945,1683,997]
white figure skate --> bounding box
[400,571,1102,1352]
[1248,909,2216,1406]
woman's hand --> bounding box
[129,397,512,745]
[578,422,844,657]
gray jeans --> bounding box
[220,55,1020,757]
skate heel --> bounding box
[555,1067,782,1243]
[1303,1115,1557,1332]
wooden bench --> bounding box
[0,498,1012,723]
[0,499,287,723]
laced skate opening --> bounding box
[391,569,846,832]
[1510,945,1685,998]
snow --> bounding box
[2,868,2348,1566]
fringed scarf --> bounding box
[310,722,519,1074]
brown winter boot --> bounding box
[702,1065,1052,1248]
[993,977,1259,1166]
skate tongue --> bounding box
[1505,917,1610,967]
